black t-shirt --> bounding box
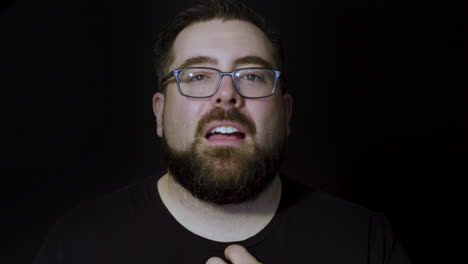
[34,175,412,263]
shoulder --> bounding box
[33,175,163,263]
[281,175,375,213]
[54,175,160,232]
[279,175,383,228]
[271,176,412,263]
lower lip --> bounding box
[205,134,245,146]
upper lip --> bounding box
[204,121,247,138]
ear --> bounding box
[152,92,165,138]
[282,93,293,136]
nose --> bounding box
[210,73,244,109]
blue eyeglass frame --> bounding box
[160,66,282,99]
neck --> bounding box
[157,172,282,242]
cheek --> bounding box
[163,95,204,150]
[250,99,286,146]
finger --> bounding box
[224,244,261,264]
[206,256,227,264]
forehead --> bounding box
[170,19,276,70]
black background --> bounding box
[1,0,466,263]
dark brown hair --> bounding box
[153,0,284,92]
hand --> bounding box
[206,244,262,264]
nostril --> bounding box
[214,97,237,105]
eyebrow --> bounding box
[234,55,274,69]
[178,56,218,68]
[177,55,274,69]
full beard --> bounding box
[161,111,286,205]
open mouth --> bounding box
[204,123,248,145]
[205,126,246,140]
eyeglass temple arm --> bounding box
[160,71,175,86]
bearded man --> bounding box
[34,1,412,263]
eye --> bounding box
[246,74,259,81]
[243,73,265,83]
[189,74,207,81]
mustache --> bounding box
[195,108,257,137]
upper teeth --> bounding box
[211,126,240,134]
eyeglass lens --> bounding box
[177,68,276,98]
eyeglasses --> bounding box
[160,67,281,99]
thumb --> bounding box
[224,244,262,264]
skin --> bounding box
[152,19,293,263]
[206,244,262,264]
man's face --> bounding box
[153,19,293,204]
